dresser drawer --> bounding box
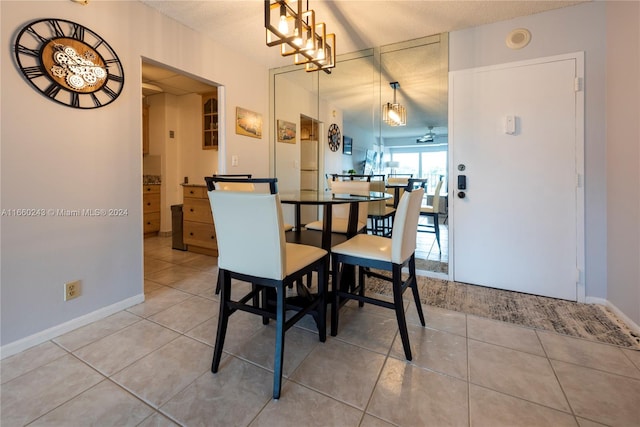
[143,193,161,214]
[184,221,217,249]
[143,212,160,234]
[144,184,160,194]
[183,198,213,223]
[183,186,208,199]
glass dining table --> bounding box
[279,190,392,251]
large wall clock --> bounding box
[328,123,341,152]
[14,18,124,109]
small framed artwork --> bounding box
[235,107,263,139]
[277,120,296,143]
[343,136,352,155]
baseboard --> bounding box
[585,296,640,335]
[0,294,145,360]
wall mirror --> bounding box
[270,33,449,277]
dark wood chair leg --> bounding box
[330,256,341,337]
[272,285,285,399]
[392,264,412,360]
[358,266,365,307]
[433,212,441,251]
[408,255,426,326]
[212,270,230,373]
[317,260,327,342]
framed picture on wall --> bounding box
[343,136,352,155]
[277,120,296,143]
[235,107,263,138]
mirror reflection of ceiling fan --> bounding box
[416,126,442,143]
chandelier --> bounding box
[383,82,407,126]
[264,0,336,73]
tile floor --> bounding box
[2,236,639,426]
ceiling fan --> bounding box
[416,126,437,143]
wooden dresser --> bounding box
[182,185,217,256]
[143,184,160,236]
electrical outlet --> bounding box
[64,280,81,301]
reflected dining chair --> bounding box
[206,177,329,399]
[330,187,426,360]
[418,177,444,252]
[305,179,371,234]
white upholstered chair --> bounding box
[206,177,329,399]
[418,178,444,252]
[305,180,370,234]
[330,187,426,360]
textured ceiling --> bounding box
[140,0,587,143]
[141,0,586,70]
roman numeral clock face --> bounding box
[14,18,124,109]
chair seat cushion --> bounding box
[331,234,392,262]
[420,205,435,213]
[285,243,327,275]
[305,219,366,234]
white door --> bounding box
[450,53,584,301]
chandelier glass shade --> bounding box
[383,82,406,126]
[265,0,336,73]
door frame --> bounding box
[447,52,585,302]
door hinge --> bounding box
[576,268,583,285]
[576,173,583,188]
[574,77,583,92]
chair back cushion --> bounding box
[215,182,256,192]
[330,180,371,225]
[369,179,387,213]
[391,188,424,263]
[208,191,286,280]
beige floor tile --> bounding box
[144,258,175,275]
[112,335,212,407]
[538,331,640,379]
[468,315,545,356]
[137,412,181,427]
[360,414,396,427]
[144,264,204,286]
[73,320,179,376]
[185,309,265,350]
[0,354,104,426]
[468,339,570,412]
[406,303,467,336]
[623,347,640,370]
[367,357,468,426]
[390,323,468,380]
[160,356,273,425]
[552,359,640,426]
[53,311,141,352]
[165,270,217,297]
[251,381,364,427]
[30,379,154,426]
[232,324,321,378]
[179,253,219,272]
[469,384,578,427]
[1,341,67,384]
[148,295,217,333]
[145,279,166,294]
[575,418,608,427]
[126,286,192,318]
[291,338,386,409]
[332,305,401,354]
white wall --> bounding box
[605,1,640,325]
[0,0,270,353]
[450,1,608,300]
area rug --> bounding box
[365,273,640,350]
